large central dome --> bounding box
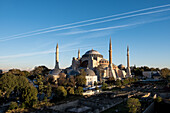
[85,50,101,55]
[82,49,103,58]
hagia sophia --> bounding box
[49,37,132,87]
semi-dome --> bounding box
[84,68,96,76]
[99,58,109,63]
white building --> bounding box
[84,68,97,87]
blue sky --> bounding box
[0,0,170,70]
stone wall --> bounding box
[142,102,155,113]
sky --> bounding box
[0,0,170,71]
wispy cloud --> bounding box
[55,16,170,35]
[0,50,54,59]
[0,6,170,42]
[1,4,170,40]
[0,45,105,59]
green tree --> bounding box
[127,98,141,113]
[75,86,83,95]
[115,79,121,87]
[68,87,74,95]
[76,75,86,87]
[0,74,17,98]
[31,66,50,77]
[94,81,97,86]
[21,84,38,107]
[9,102,18,110]
[67,76,76,87]
[44,84,52,97]
[161,68,170,78]
[56,86,67,97]
[20,71,30,77]
[101,82,108,90]
[156,96,162,103]
[122,79,129,86]
[58,73,67,86]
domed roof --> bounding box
[69,70,80,76]
[85,50,101,55]
[84,68,96,76]
[118,64,125,69]
[49,68,61,75]
[99,58,109,63]
[82,49,103,58]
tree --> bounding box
[94,81,97,86]
[75,86,83,95]
[21,84,38,107]
[56,86,67,97]
[127,98,141,113]
[31,66,50,77]
[108,77,115,85]
[101,82,108,90]
[0,74,17,98]
[75,75,86,87]
[58,73,67,86]
[115,79,121,87]
[122,79,129,86]
[44,84,52,97]
[9,102,18,110]
[161,68,170,78]
[156,96,162,103]
[68,87,74,95]
[67,76,76,87]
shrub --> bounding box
[56,86,67,97]
[75,86,83,95]
[9,102,18,110]
[127,98,141,113]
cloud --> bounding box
[0,6,170,42]
[54,16,170,35]
[1,4,170,40]
[0,45,105,59]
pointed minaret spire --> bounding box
[126,45,131,76]
[55,43,59,69]
[109,37,112,66]
[78,49,80,59]
[56,43,59,62]
[127,45,130,68]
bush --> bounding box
[101,82,108,90]
[68,87,74,95]
[115,79,122,87]
[156,96,162,103]
[56,86,67,97]
[127,98,141,113]
[9,102,18,110]
[20,103,26,108]
[75,86,83,95]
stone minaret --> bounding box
[126,45,131,75]
[109,37,112,67]
[78,49,80,59]
[55,43,59,69]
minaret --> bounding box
[55,43,59,69]
[78,49,80,59]
[109,37,112,67]
[108,37,117,79]
[127,45,131,75]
